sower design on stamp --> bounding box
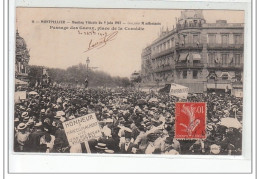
[175,102,206,140]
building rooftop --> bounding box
[179,10,205,21]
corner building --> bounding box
[15,30,30,82]
[141,10,243,95]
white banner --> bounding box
[169,83,189,99]
[63,113,102,146]
[14,91,27,103]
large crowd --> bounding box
[14,86,243,155]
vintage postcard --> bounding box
[14,8,244,155]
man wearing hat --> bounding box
[189,139,206,155]
[163,137,179,155]
[24,122,46,152]
[21,112,30,123]
[134,125,148,153]
[54,122,69,150]
[15,123,30,152]
[120,131,135,154]
[145,133,158,154]
[99,125,119,153]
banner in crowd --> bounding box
[14,91,26,103]
[169,83,189,99]
[63,113,102,146]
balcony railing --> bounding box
[207,63,243,69]
[207,43,243,50]
[175,62,205,69]
[175,43,203,50]
[151,65,174,73]
[16,72,28,77]
[176,23,202,30]
[207,79,231,84]
[202,23,244,28]
[151,47,175,59]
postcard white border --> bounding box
[7,0,253,174]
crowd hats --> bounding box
[35,122,42,128]
[165,137,174,144]
[54,138,63,146]
[124,131,132,139]
[26,118,34,126]
[104,149,114,154]
[147,133,157,142]
[95,143,108,150]
[21,112,29,118]
[55,111,65,119]
[17,123,27,130]
[40,109,46,114]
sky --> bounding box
[16,8,244,78]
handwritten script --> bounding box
[83,31,118,53]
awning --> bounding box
[15,79,28,85]
[179,53,189,61]
[192,53,201,60]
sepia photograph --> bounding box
[14,8,244,155]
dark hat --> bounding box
[165,137,173,144]
[147,133,157,142]
[124,131,132,139]
[138,125,145,132]
[54,138,63,145]
[95,143,108,150]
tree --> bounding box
[28,64,131,88]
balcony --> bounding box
[151,65,173,73]
[176,23,202,31]
[207,63,243,69]
[16,72,28,76]
[207,43,243,50]
[151,47,175,59]
[175,62,204,69]
[175,43,203,51]
[207,79,231,84]
[202,23,244,28]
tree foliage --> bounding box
[28,64,131,87]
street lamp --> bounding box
[86,57,90,76]
[85,57,90,88]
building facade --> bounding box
[141,10,243,95]
[15,30,30,82]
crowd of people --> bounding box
[14,85,243,155]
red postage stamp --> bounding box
[175,102,206,140]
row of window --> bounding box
[150,33,242,54]
[180,70,198,79]
[152,34,200,54]
[152,38,175,54]
[208,53,241,64]
[179,70,229,80]
[208,34,242,44]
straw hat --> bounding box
[35,122,42,127]
[17,123,27,130]
[95,143,108,150]
[21,112,28,118]
[55,111,65,118]
[104,149,114,154]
